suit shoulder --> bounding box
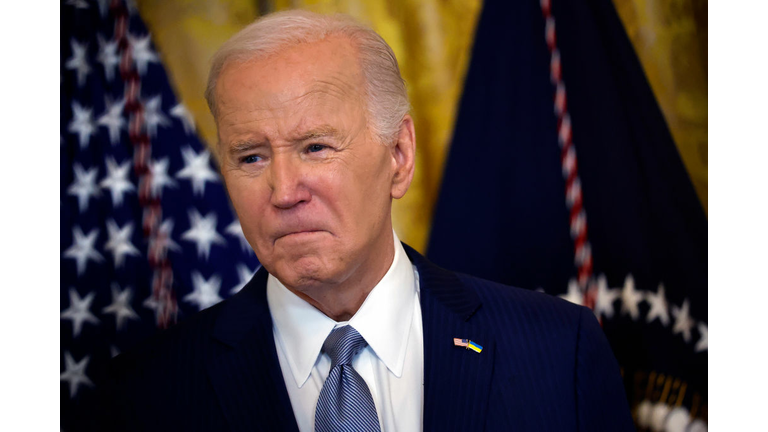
[456,272,584,313]
[455,272,589,330]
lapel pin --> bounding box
[454,338,483,353]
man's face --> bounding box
[215,37,403,293]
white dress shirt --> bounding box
[267,233,424,432]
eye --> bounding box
[242,154,262,164]
[306,144,326,153]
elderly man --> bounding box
[107,10,634,432]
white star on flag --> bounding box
[148,158,177,197]
[68,101,96,149]
[63,226,104,276]
[231,263,260,295]
[104,219,140,268]
[148,218,181,261]
[97,34,120,81]
[671,299,695,343]
[171,103,196,135]
[594,274,620,319]
[60,352,93,398]
[128,33,159,75]
[98,97,126,144]
[142,95,170,138]
[182,209,226,260]
[61,288,100,337]
[102,283,139,330]
[645,283,670,326]
[620,274,643,320]
[176,146,219,196]
[100,157,134,207]
[65,39,91,87]
[226,220,253,253]
[184,271,223,311]
[559,278,583,305]
[695,322,707,353]
[68,163,100,213]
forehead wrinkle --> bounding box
[216,102,278,133]
[287,124,344,142]
[282,82,365,138]
[290,82,360,110]
[312,76,361,101]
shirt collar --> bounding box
[267,232,416,387]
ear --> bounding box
[390,114,416,199]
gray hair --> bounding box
[205,10,410,144]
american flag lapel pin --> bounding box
[454,338,482,353]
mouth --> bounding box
[274,230,325,242]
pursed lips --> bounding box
[273,229,326,243]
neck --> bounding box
[287,230,396,321]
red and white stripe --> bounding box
[540,0,596,310]
[111,0,177,327]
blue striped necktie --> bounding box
[315,326,381,432]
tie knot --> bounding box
[322,326,367,368]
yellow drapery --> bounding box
[613,0,708,214]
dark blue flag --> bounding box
[428,0,707,429]
[60,1,259,430]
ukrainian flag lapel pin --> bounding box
[453,338,483,353]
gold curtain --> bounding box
[613,0,708,213]
[136,0,707,253]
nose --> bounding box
[267,154,311,209]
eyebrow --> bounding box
[227,140,267,157]
[291,125,343,142]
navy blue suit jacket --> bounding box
[106,244,634,431]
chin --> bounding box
[270,254,337,289]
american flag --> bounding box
[453,338,469,347]
[60,1,259,430]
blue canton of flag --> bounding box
[60,1,259,430]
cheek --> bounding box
[318,165,362,206]
[355,153,392,201]
[225,177,269,234]
[330,159,391,227]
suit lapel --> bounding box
[404,244,497,431]
[204,267,299,432]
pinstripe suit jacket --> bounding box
[107,244,634,431]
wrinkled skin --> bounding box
[215,36,416,320]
